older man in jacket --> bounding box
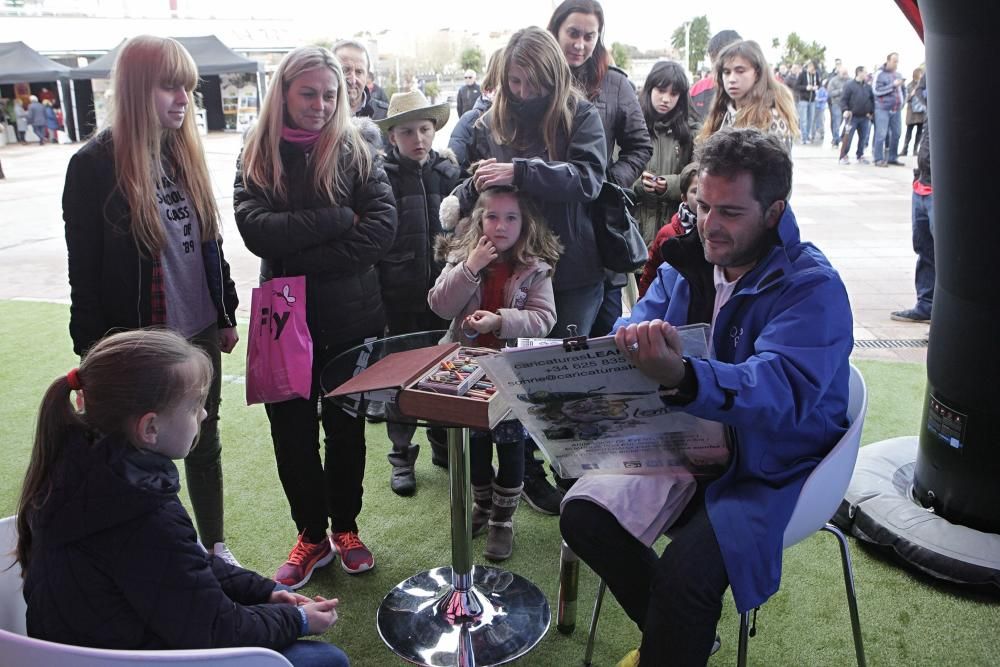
[561,127,853,665]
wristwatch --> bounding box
[660,357,698,405]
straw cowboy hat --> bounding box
[375,90,450,132]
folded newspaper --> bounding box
[477,324,730,478]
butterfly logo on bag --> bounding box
[267,282,299,340]
[275,284,297,305]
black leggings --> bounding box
[265,336,377,540]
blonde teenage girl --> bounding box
[62,35,240,564]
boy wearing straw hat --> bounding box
[376,91,462,495]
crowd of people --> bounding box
[12,1,928,665]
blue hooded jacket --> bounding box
[613,204,853,611]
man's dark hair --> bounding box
[707,30,742,60]
[855,65,866,76]
[695,128,792,211]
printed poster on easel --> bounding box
[477,324,730,479]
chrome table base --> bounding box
[376,428,550,666]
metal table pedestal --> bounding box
[376,428,550,666]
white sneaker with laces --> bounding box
[213,542,242,568]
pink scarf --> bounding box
[281,126,321,150]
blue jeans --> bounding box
[839,117,871,159]
[552,282,605,338]
[813,104,826,141]
[280,640,350,667]
[796,101,814,141]
[910,191,935,316]
[829,102,842,142]
[590,279,624,338]
[873,108,901,162]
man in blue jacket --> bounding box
[561,127,853,665]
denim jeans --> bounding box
[551,282,605,338]
[839,117,871,159]
[279,640,350,667]
[813,104,826,141]
[911,191,935,316]
[873,108,901,162]
[796,100,814,141]
[591,279,624,337]
[829,102,842,142]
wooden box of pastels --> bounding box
[327,343,509,430]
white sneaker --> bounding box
[212,542,242,568]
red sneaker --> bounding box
[330,531,374,574]
[274,533,334,590]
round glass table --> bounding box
[321,331,550,667]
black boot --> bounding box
[521,457,563,515]
[388,443,419,496]
[426,427,449,469]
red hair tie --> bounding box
[66,368,82,391]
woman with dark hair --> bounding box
[633,60,696,245]
[547,0,653,339]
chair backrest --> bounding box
[0,630,293,666]
[0,515,291,666]
[0,516,27,635]
[782,365,868,548]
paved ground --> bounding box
[0,127,929,363]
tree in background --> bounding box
[779,33,827,67]
[610,42,636,70]
[460,47,483,74]
[671,15,710,73]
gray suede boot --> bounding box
[484,483,522,561]
[387,443,419,496]
[472,483,493,537]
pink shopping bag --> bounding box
[246,276,313,405]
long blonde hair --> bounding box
[241,45,373,206]
[488,27,581,159]
[698,40,800,143]
[445,187,563,271]
[107,35,219,256]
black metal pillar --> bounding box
[912,0,1000,532]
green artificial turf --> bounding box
[1,299,997,665]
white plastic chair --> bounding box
[0,515,292,666]
[582,365,868,666]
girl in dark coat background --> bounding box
[235,45,396,589]
[16,329,348,666]
[62,35,241,566]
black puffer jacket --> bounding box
[24,429,301,650]
[63,131,239,357]
[590,66,653,189]
[380,146,462,315]
[458,98,608,291]
[234,121,397,345]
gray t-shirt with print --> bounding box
[156,174,217,338]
